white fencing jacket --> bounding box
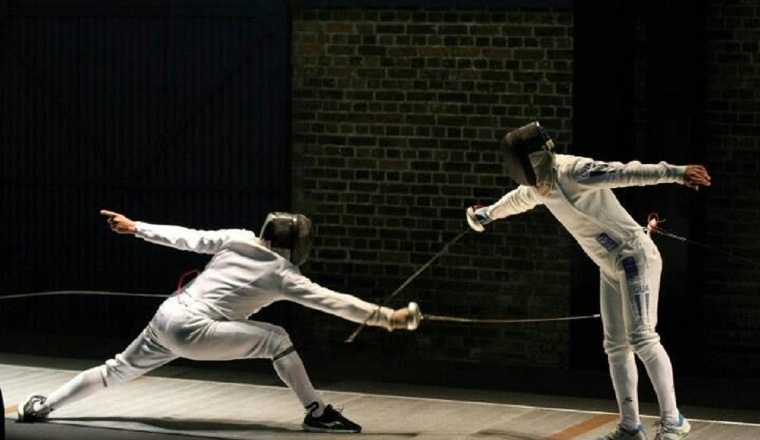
[135,223,380,323]
[485,154,686,276]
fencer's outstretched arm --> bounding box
[466,185,543,232]
[573,160,711,190]
[99,209,253,254]
[465,163,712,233]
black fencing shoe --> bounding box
[17,394,51,423]
[302,404,362,433]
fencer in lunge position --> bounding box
[466,122,711,440]
[18,210,422,433]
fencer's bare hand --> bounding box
[683,165,711,190]
[100,209,136,234]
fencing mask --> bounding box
[500,121,555,188]
[260,212,313,266]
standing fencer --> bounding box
[466,122,710,440]
[18,210,422,433]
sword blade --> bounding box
[422,313,601,324]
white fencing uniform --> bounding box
[484,154,686,428]
[43,223,395,415]
[101,223,389,383]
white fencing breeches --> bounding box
[600,235,679,427]
[45,295,296,411]
[101,295,294,385]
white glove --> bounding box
[466,205,492,232]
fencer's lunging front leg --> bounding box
[273,348,326,417]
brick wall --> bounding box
[291,7,574,369]
[703,0,760,375]
[290,2,760,378]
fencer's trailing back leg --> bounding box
[44,367,107,412]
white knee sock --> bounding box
[273,351,325,417]
[638,342,679,422]
[44,366,107,412]
[608,350,640,429]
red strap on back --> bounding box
[176,269,200,298]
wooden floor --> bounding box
[3,355,759,440]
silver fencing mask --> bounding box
[260,212,313,266]
[500,121,555,186]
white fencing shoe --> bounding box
[654,414,691,440]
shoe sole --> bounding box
[301,424,361,434]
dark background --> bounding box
[2,0,758,412]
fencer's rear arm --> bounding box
[134,222,252,254]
